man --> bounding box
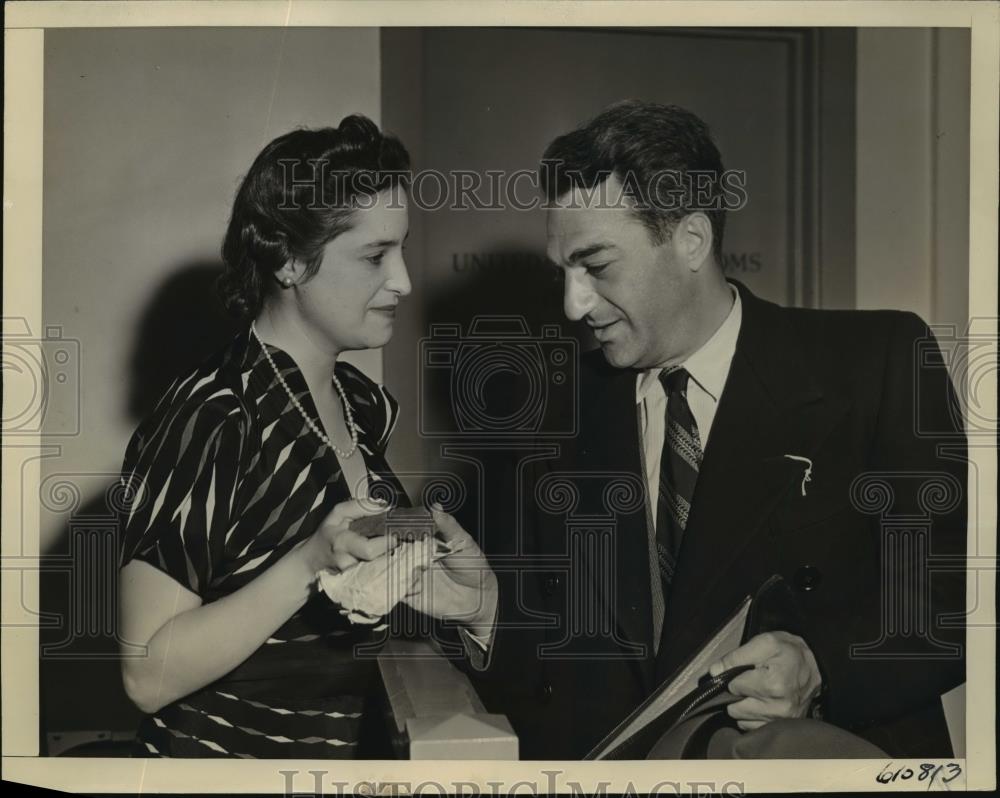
[457,100,966,759]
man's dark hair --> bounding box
[539,100,727,260]
[219,115,410,319]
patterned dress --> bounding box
[118,330,408,758]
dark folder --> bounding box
[586,574,800,760]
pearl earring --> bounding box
[281,277,293,288]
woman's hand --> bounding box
[402,506,498,638]
[294,498,399,577]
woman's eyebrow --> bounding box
[359,238,401,249]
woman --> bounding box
[117,116,496,758]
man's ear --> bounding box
[672,212,714,272]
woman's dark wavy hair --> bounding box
[219,115,411,319]
[539,100,727,260]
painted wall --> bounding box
[856,28,971,330]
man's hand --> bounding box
[708,631,822,730]
[402,506,498,639]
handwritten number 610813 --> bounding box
[876,762,962,787]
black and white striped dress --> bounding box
[118,330,408,758]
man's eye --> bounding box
[586,263,610,276]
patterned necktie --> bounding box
[655,367,703,605]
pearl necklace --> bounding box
[250,322,359,459]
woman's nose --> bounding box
[386,253,412,297]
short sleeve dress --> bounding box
[117,330,409,758]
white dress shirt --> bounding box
[637,286,742,526]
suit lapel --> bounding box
[654,283,849,680]
[574,358,657,687]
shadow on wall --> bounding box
[127,261,241,422]
[419,247,587,549]
[40,261,238,754]
[417,247,588,714]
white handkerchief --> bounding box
[317,536,455,624]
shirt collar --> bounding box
[636,284,742,404]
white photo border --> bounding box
[3,1,997,793]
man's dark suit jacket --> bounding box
[474,281,967,760]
